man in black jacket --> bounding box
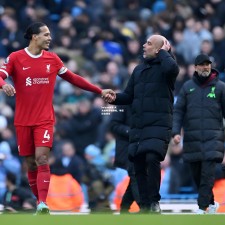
[110,105,140,213]
[104,35,179,213]
[172,54,225,214]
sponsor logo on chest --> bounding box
[26,77,50,86]
[24,64,51,86]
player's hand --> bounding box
[173,134,181,144]
[161,38,171,52]
[2,84,16,96]
[101,89,116,103]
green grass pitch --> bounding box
[0,214,224,225]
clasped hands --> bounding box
[101,89,116,103]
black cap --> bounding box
[194,54,212,65]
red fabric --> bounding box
[28,170,38,200]
[37,164,50,203]
[15,123,54,156]
[0,75,6,87]
[0,49,63,126]
[201,72,217,87]
[59,70,102,94]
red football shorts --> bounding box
[15,122,54,156]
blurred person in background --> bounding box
[47,159,85,212]
[82,144,114,211]
[110,105,140,213]
[2,172,33,213]
[0,22,115,214]
[0,142,21,203]
[172,54,225,214]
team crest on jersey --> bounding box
[4,57,10,64]
[46,64,51,73]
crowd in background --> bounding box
[1,0,225,211]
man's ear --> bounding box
[155,48,160,54]
[32,34,37,40]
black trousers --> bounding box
[133,152,161,209]
[121,161,140,210]
[189,161,216,210]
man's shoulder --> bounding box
[9,49,26,58]
[183,79,194,87]
[181,80,195,92]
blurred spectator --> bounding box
[57,140,85,184]
[0,15,26,54]
[160,153,181,195]
[2,172,33,213]
[110,105,140,213]
[0,142,21,202]
[82,144,114,210]
[47,160,85,212]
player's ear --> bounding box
[32,34,38,40]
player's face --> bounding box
[35,26,52,50]
[195,62,211,77]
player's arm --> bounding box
[58,69,115,101]
[0,71,16,96]
[0,72,7,87]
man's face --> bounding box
[195,62,212,77]
[35,26,52,50]
[143,36,159,58]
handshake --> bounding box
[101,89,116,103]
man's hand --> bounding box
[161,38,171,52]
[101,89,116,103]
[2,84,16,96]
[173,134,181,144]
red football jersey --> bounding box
[0,48,67,126]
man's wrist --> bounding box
[0,78,6,88]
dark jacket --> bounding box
[113,50,179,161]
[172,69,225,162]
[110,105,132,169]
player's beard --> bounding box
[199,70,210,77]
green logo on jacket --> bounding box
[207,86,216,98]
[189,88,195,92]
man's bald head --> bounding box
[151,35,165,49]
[143,34,166,58]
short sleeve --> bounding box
[53,53,68,75]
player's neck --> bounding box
[27,45,43,56]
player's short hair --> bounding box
[24,22,47,40]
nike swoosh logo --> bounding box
[42,140,50,143]
[43,180,50,183]
[23,67,31,70]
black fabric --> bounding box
[110,105,140,209]
[172,69,225,163]
[110,105,131,169]
[193,73,210,84]
[120,163,140,210]
[113,49,179,161]
[194,54,212,65]
[189,161,216,209]
[133,152,161,209]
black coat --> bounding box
[172,69,225,162]
[110,105,132,169]
[113,50,179,161]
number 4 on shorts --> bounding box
[44,130,50,140]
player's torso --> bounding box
[11,50,58,93]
